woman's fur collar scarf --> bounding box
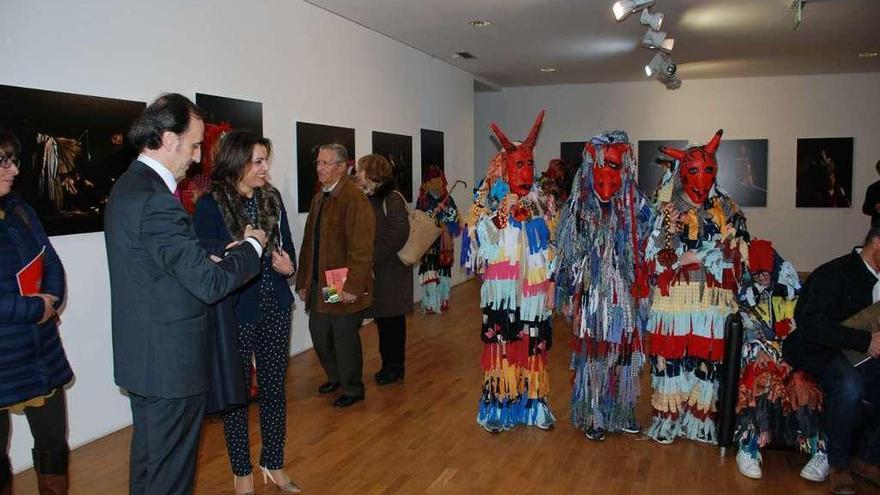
[211,183,282,251]
[362,177,397,198]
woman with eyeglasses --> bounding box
[0,131,73,494]
[193,131,300,495]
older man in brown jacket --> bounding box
[296,143,375,407]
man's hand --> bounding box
[34,293,59,324]
[341,291,358,303]
[244,225,267,248]
[869,332,880,359]
[297,289,307,302]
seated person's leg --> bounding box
[815,354,865,470]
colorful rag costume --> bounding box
[555,131,655,439]
[416,166,461,313]
[463,111,557,432]
[735,240,824,463]
[644,129,750,444]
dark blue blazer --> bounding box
[104,161,261,398]
[0,195,72,408]
[193,192,295,324]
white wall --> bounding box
[475,72,880,272]
[1,0,474,472]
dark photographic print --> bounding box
[0,84,145,236]
[560,141,586,173]
[295,122,355,213]
[715,139,768,207]
[195,93,263,135]
[796,137,854,208]
[637,140,687,198]
[373,131,413,202]
[420,129,444,179]
[176,94,264,213]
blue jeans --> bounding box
[808,354,880,468]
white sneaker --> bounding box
[800,452,829,482]
[736,450,763,479]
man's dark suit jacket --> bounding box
[104,160,260,398]
[783,250,874,372]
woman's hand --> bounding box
[34,293,59,324]
[272,249,295,276]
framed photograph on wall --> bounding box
[637,140,687,198]
[559,141,586,172]
[295,122,355,213]
[195,93,263,135]
[372,131,413,202]
[716,139,768,207]
[796,137,854,208]
[0,84,145,236]
[176,94,265,213]
[420,129,444,180]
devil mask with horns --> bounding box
[660,129,723,205]
[489,110,545,197]
[586,141,630,202]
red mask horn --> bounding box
[523,110,545,149]
[489,123,516,153]
[705,129,723,155]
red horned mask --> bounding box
[587,142,629,202]
[489,110,545,197]
[661,129,723,205]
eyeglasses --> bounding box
[0,156,18,169]
[315,160,342,168]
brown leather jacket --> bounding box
[295,175,375,314]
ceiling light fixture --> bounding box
[858,51,879,58]
[539,66,558,73]
[612,0,656,22]
[469,20,493,28]
[662,75,682,90]
[644,52,676,78]
[642,29,667,49]
[790,0,804,30]
[639,9,664,30]
[451,51,477,60]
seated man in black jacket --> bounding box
[784,226,880,495]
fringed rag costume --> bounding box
[463,111,557,432]
[555,131,654,439]
[644,129,750,444]
[735,240,824,461]
[416,166,461,313]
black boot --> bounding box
[32,446,68,495]
[0,455,11,495]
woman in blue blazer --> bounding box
[193,131,299,494]
[0,132,72,494]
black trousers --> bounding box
[376,315,406,373]
[308,289,365,397]
[0,388,68,483]
[128,392,206,495]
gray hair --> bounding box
[318,143,349,165]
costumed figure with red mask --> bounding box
[644,129,750,444]
[733,239,828,481]
[416,166,461,313]
[462,111,557,432]
[555,130,655,441]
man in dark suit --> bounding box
[784,225,880,495]
[104,93,266,495]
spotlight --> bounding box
[644,53,676,78]
[639,9,663,30]
[642,29,667,49]
[612,0,655,22]
[661,75,681,90]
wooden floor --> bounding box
[13,280,880,494]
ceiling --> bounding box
[305,0,880,88]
